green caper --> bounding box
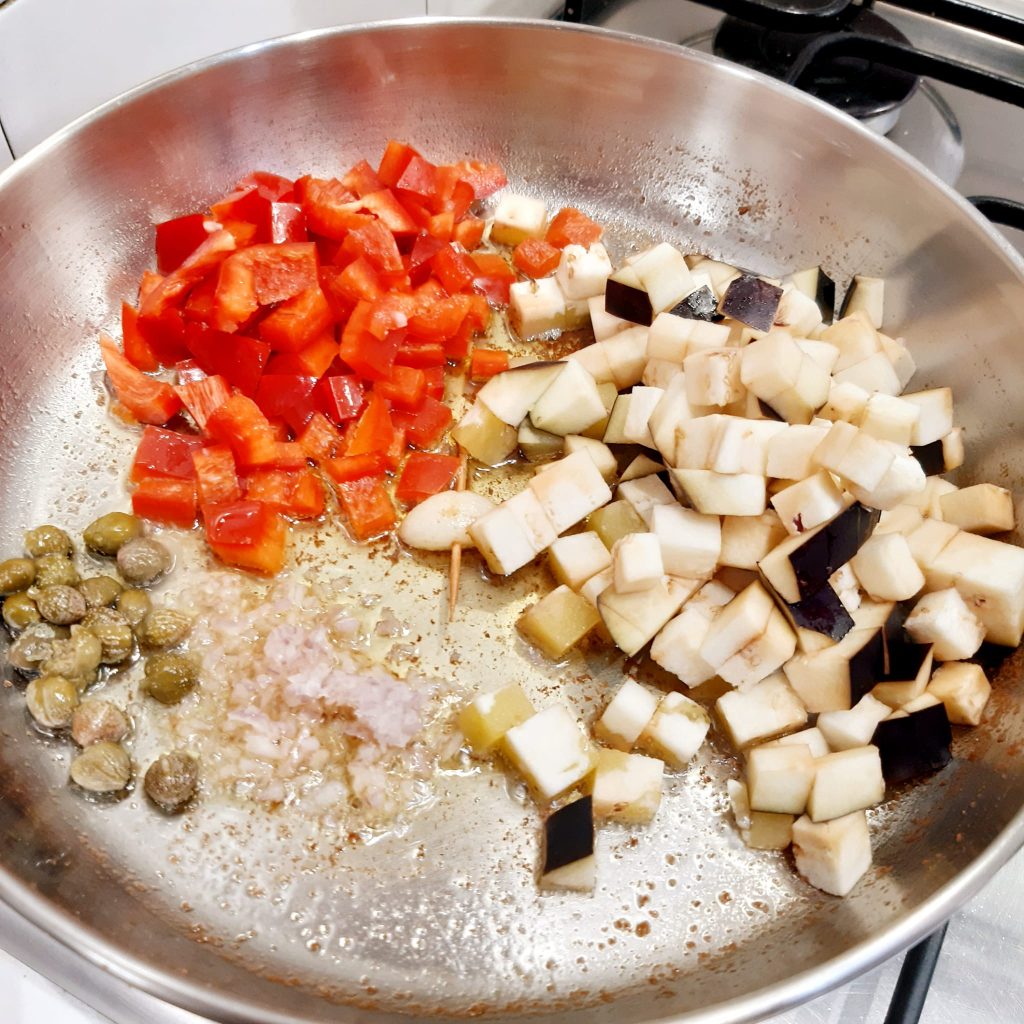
[6,623,60,673]
[116,588,151,628]
[33,553,80,589]
[77,575,123,609]
[144,752,199,813]
[25,675,79,729]
[3,592,41,632]
[136,608,192,649]
[70,742,132,793]
[81,607,134,664]
[33,584,87,626]
[0,558,36,596]
[143,652,198,705]
[24,525,73,559]
[83,512,142,556]
[71,700,130,747]
[41,626,103,691]
[116,537,171,587]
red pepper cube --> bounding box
[314,374,365,424]
[374,365,426,412]
[154,213,211,275]
[324,453,387,483]
[254,375,319,433]
[512,238,561,279]
[453,217,486,251]
[470,347,510,381]
[297,412,345,463]
[205,393,281,467]
[192,445,242,506]
[130,426,204,482]
[205,500,288,575]
[346,394,395,457]
[98,336,182,425]
[184,322,270,397]
[431,244,476,294]
[258,285,333,353]
[395,452,461,505]
[545,207,604,249]
[395,396,452,450]
[335,476,396,540]
[121,301,159,372]
[174,374,232,431]
[132,477,198,529]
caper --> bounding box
[143,652,198,705]
[70,742,132,793]
[24,525,73,559]
[41,626,103,691]
[83,512,142,556]
[0,558,36,596]
[81,607,134,664]
[136,608,192,649]
[33,584,87,626]
[3,592,41,633]
[71,700,130,747]
[6,622,60,673]
[116,588,151,628]
[78,575,123,609]
[33,553,80,589]
[144,752,198,813]
[116,537,171,587]
[25,675,79,729]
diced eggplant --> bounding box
[563,435,617,483]
[720,511,789,571]
[604,267,653,326]
[849,532,924,603]
[720,274,784,332]
[838,275,884,328]
[491,194,547,246]
[783,626,885,712]
[638,691,711,767]
[530,360,608,437]
[503,705,594,801]
[618,474,676,527]
[903,388,954,446]
[718,607,797,689]
[939,483,1014,535]
[619,454,665,483]
[788,503,881,600]
[807,746,885,823]
[871,642,934,708]
[594,678,660,751]
[590,749,664,823]
[598,577,697,656]
[459,683,536,756]
[871,702,952,785]
[528,450,613,535]
[816,694,891,751]
[555,243,612,300]
[548,532,612,591]
[612,533,664,594]
[792,810,872,896]
[772,726,831,758]
[790,266,836,322]
[716,673,807,748]
[927,662,991,726]
[783,582,855,643]
[518,420,563,463]
[451,400,519,466]
[746,743,816,815]
[541,795,595,892]
[587,499,647,550]
[477,362,568,427]
[518,585,602,660]
[669,468,767,517]
[669,284,723,322]
[650,581,735,687]
[904,587,985,661]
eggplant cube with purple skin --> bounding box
[871,701,952,785]
[541,795,595,892]
[720,274,783,332]
[792,810,873,896]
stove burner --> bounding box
[713,9,919,131]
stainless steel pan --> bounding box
[1,18,1024,1024]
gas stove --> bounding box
[1,2,1023,1023]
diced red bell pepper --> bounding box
[449,160,507,199]
[359,190,417,236]
[394,396,452,449]
[453,217,485,251]
[140,228,237,320]
[175,359,207,385]
[470,252,515,306]
[395,452,460,505]
[258,285,333,352]
[272,441,308,468]
[396,154,438,199]
[377,141,419,189]
[98,335,182,425]
[324,453,386,483]
[513,238,561,278]
[335,476,396,541]
[254,374,319,433]
[346,394,394,457]
[545,207,604,249]
[422,365,445,400]
[205,500,287,575]
[135,307,191,366]
[138,270,164,304]
[297,412,344,463]
[409,233,447,270]
[339,303,401,381]
[130,426,204,482]
[213,242,319,332]
[192,445,242,506]
[374,365,426,411]
[211,187,272,243]
[265,331,338,379]
[236,171,295,201]
[342,159,385,198]
[295,176,365,239]
[182,276,218,325]
[175,374,231,430]
[323,257,382,311]
[470,347,510,381]
[132,476,198,529]
[121,301,159,372]
[342,219,403,274]
[154,213,211,275]
[396,341,446,368]
[407,294,470,343]
[220,219,259,248]
[432,244,476,294]
[432,167,475,219]
[205,393,281,467]
[269,202,308,243]
[382,425,407,471]
[445,317,474,361]
[184,323,270,397]
[314,374,364,424]
[244,468,325,519]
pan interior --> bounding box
[1,19,1024,1024]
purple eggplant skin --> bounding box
[543,795,593,875]
[849,629,887,706]
[605,277,653,326]
[720,274,783,332]
[668,285,723,323]
[812,268,837,322]
[872,703,953,785]
[786,583,854,642]
[911,440,945,476]
[788,503,881,599]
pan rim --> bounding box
[1,15,1023,1024]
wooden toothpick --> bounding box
[448,452,468,622]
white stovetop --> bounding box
[1,1,1021,1023]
